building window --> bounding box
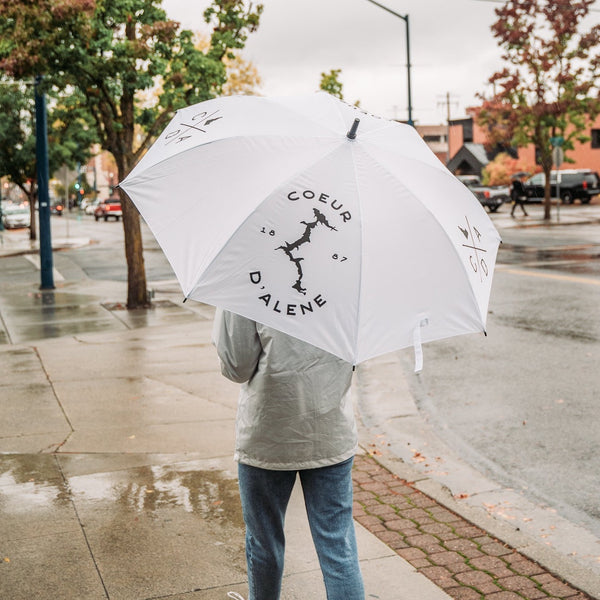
[423,134,446,143]
[591,129,600,149]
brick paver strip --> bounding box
[352,453,594,600]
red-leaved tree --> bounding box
[477,0,600,219]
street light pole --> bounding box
[365,0,414,126]
[34,75,55,290]
[0,177,4,233]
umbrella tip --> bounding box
[346,118,360,140]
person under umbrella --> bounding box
[120,92,501,599]
[214,309,365,600]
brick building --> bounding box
[445,109,600,176]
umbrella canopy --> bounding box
[120,92,501,366]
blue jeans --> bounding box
[238,457,364,600]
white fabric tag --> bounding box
[413,316,429,373]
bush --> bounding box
[481,153,539,185]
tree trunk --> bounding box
[117,157,149,309]
[543,173,552,221]
[541,158,553,221]
[28,189,37,241]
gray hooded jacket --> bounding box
[213,309,357,470]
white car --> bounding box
[2,206,31,229]
[85,199,100,215]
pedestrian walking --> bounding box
[511,174,529,216]
[213,309,365,600]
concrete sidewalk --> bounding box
[1,212,599,599]
[0,258,451,599]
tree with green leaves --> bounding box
[476,0,600,220]
[0,79,95,239]
[0,0,262,307]
[320,69,344,100]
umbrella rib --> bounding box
[346,144,364,364]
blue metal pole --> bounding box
[0,178,4,232]
[34,75,55,290]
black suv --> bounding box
[524,169,600,204]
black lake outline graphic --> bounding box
[276,208,338,295]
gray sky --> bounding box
[163,0,600,125]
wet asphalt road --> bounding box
[5,203,600,542]
[397,206,600,540]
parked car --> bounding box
[523,169,600,204]
[456,175,510,212]
[94,197,122,221]
[50,201,64,215]
[2,205,31,229]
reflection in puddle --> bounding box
[0,478,70,512]
[0,472,71,513]
[71,464,243,527]
[499,243,600,276]
[1,458,242,527]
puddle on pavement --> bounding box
[0,290,99,310]
[0,290,121,343]
[499,243,600,276]
[0,290,200,343]
[0,455,71,512]
[0,456,243,529]
[70,464,243,527]
[12,318,122,343]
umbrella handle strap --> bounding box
[413,316,429,373]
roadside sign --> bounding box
[552,146,564,167]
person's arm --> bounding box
[212,309,263,383]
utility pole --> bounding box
[437,91,458,166]
[34,75,55,290]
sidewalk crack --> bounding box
[54,454,111,599]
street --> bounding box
[2,200,600,581]
[412,207,600,530]
[356,201,600,577]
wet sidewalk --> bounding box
[1,213,600,599]
[0,267,451,600]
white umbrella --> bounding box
[120,92,501,368]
